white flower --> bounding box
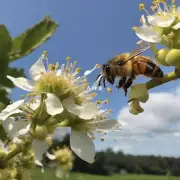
[134,1,180,43]
[32,139,49,169]
[56,97,121,163]
[7,52,100,101]
[7,53,47,91]
[0,94,65,167]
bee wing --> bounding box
[123,40,151,64]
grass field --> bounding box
[31,168,180,180]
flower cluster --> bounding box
[127,0,180,115]
[0,51,120,178]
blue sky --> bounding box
[3,0,180,156]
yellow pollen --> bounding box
[75,68,81,73]
[107,87,112,92]
[139,3,145,11]
[43,51,48,58]
[96,100,102,104]
[91,92,97,97]
[108,109,112,113]
[48,64,56,71]
[172,0,175,4]
[66,57,71,61]
[95,64,100,68]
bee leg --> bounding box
[122,78,133,96]
[116,76,126,89]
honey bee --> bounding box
[96,41,164,96]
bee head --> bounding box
[95,64,115,88]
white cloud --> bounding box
[99,87,180,157]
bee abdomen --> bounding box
[133,60,164,78]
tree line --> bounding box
[44,135,180,176]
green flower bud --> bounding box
[156,48,170,66]
[35,125,48,140]
[165,49,180,66]
[128,84,149,103]
[129,99,144,115]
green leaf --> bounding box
[0,25,13,84]
[0,25,12,56]
[9,16,59,62]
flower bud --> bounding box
[129,99,144,115]
[128,84,149,103]
[35,125,48,140]
[156,48,170,66]
[165,49,180,66]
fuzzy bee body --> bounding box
[96,42,164,96]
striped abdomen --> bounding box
[133,56,164,78]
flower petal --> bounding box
[45,93,64,116]
[134,26,161,43]
[63,97,98,120]
[7,76,35,91]
[1,100,24,113]
[32,139,49,164]
[173,22,180,30]
[128,84,149,103]
[79,102,98,120]
[96,120,121,132]
[19,123,31,135]
[2,118,30,139]
[29,55,46,81]
[147,15,175,27]
[0,100,24,121]
[62,97,81,116]
[70,130,95,163]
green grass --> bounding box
[31,168,180,180]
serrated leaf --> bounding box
[9,16,59,62]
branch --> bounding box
[146,70,180,90]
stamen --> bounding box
[66,57,71,61]
[75,68,81,73]
[106,87,112,93]
[139,3,151,15]
[91,92,97,97]
[96,100,102,105]
[48,64,56,71]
